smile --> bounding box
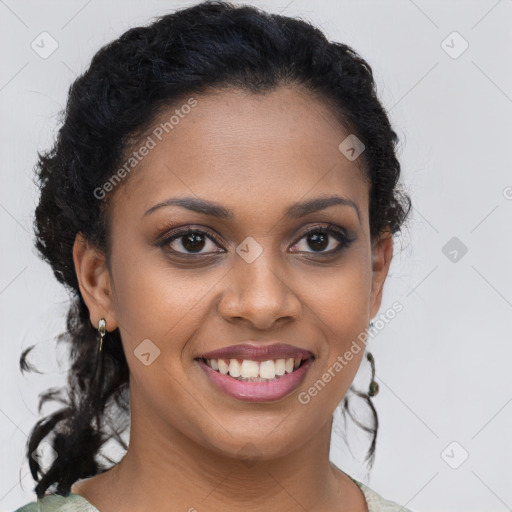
[201,357,305,381]
[196,357,314,402]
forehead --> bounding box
[109,86,369,226]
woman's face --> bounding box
[76,86,392,460]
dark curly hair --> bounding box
[20,0,411,499]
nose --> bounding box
[217,253,302,330]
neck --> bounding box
[76,388,366,512]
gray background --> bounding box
[1,1,511,511]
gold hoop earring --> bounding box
[98,318,106,351]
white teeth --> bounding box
[240,359,259,378]
[228,359,241,377]
[218,359,229,375]
[274,359,286,376]
[204,356,307,380]
[259,360,276,379]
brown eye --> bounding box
[305,232,329,251]
[179,232,208,253]
[160,228,224,255]
[290,226,352,255]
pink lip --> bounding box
[196,356,314,403]
[198,342,313,362]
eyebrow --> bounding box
[143,195,361,224]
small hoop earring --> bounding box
[367,352,379,397]
[98,318,106,352]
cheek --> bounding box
[108,252,217,435]
[111,245,214,347]
[310,250,372,336]
[304,257,372,401]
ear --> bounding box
[369,227,393,319]
[72,232,118,331]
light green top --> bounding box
[13,480,414,512]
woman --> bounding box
[15,1,412,511]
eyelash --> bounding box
[156,224,354,258]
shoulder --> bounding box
[353,479,415,512]
[13,493,99,512]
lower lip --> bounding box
[197,358,314,402]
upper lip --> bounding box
[197,342,314,362]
